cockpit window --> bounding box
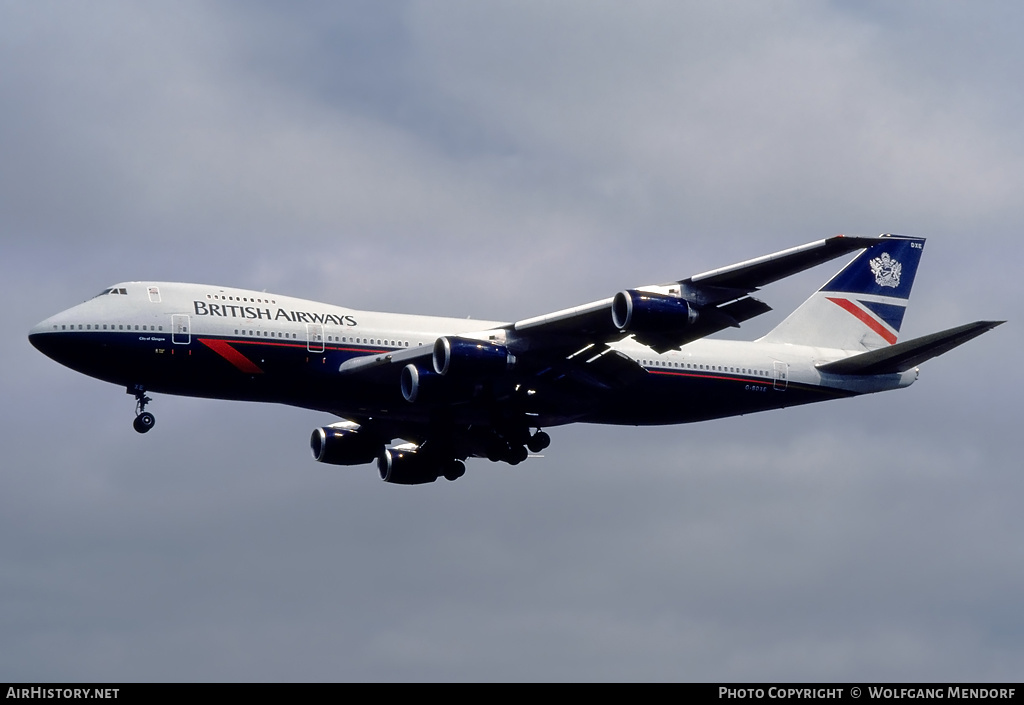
[93,287,128,298]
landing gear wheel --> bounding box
[133,412,155,434]
[443,460,466,481]
[486,440,505,462]
[527,431,551,453]
[128,385,155,434]
[508,445,529,465]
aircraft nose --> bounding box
[29,318,50,347]
[28,316,66,361]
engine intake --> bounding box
[612,290,698,333]
[401,363,451,404]
[433,336,515,377]
[310,425,381,466]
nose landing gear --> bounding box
[128,385,155,434]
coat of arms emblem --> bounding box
[869,253,901,288]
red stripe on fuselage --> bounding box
[198,338,264,374]
[826,297,897,344]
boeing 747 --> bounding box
[29,235,1001,484]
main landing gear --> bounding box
[486,429,551,464]
[442,459,466,482]
[128,385,155,434]
[527,430,551,453]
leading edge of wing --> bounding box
[337,343,433,376]
[513,298,614,337]
[686,234,892,295]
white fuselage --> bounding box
[29,281,917,429]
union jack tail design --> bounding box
[759,234,925,351]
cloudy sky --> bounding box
[2,1,1021,682]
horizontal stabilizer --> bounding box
[817,321,1004,375]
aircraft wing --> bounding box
[334,234,899,418]
[326,234,932,472]
[337,343,433,377]
[510,234,889,353]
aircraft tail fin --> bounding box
[759,234,925,351]
[816,320,1004,375]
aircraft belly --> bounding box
[581,371,852,425]
[31,329,859,429]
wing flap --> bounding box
[636,296,773,352]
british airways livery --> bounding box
[29,235,1001,485]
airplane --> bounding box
[29,234,1001,485]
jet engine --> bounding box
[310,424,381,466]
[611,290,698,333]
[432,336,516,377]
[401,363,445,404]
[378,447,441,485]
[378,446,466,484]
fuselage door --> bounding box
[306,323,325,353]
[773,361,789,391]
[171,314,191,344]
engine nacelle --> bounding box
[310,425,381,466]
[432,336,516,377]
[377,447,441,485]
[400,363,473,405]
[401,363,435,403]
[611,290,698,333]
